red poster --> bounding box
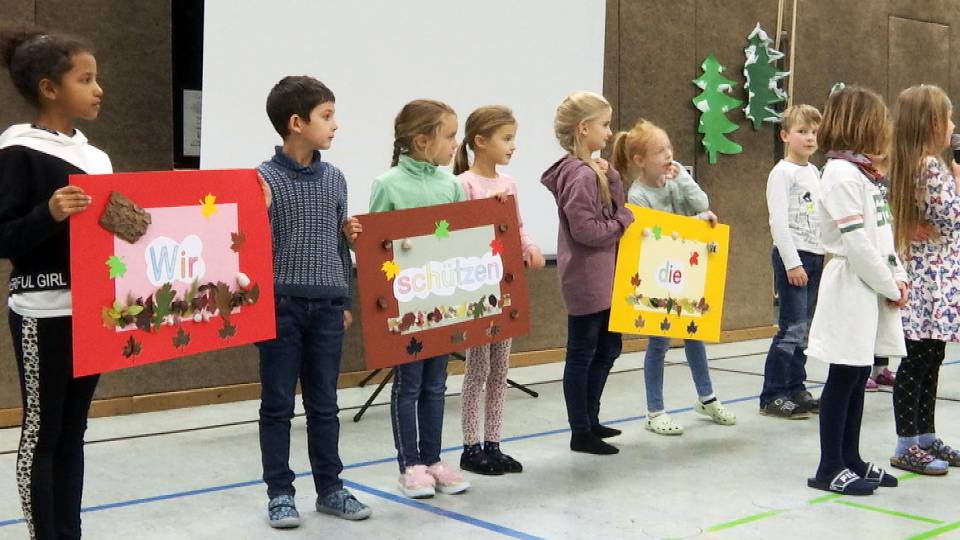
[354,197,530,369]
[69,169,275,376]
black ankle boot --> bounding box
[460,443,504,475]
[570,431,619,455]
[592,424,622,439]
[484,442,523,473]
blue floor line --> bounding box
[0,361,955,531]
[0,386,775,531]
[342,480,545,540]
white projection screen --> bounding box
[201,0,606,256]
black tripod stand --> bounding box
[352,352,539,422]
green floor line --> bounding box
[703,510,783,532]
[807,493,842,505]
[905,520,960,540]
[833,500,943,525]
[701,471,926,534]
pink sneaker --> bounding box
[398,465,436,499]
[426,461,470,494]
[865,377,879,392]
[875,368,896,387]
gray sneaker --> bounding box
[267,494,300,529]
[316,488,372,521]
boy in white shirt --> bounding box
[760,105,824,419]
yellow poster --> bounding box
[609,206,729,342]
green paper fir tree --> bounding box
[692,53,743,164]
[743,23,789,130]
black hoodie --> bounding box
[0,124,112,317]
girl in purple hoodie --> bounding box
[542,91,635,455]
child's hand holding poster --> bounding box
[609,206,729,341]
[353,197,530,369]
[69,170,276,376]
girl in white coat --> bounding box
[805,85,904,496]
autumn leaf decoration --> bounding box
[230,232,246,253]
[173,327,191,348]
[106,255,127,279]
[122,335,142,358]
[490,238,504,256]
[406,336,423,358]
[471,300,486,319]
[152,283,176,331]
[102,276,260,335]
[102,300,144,329]
[381,260,400,280]
[199,193,218,218]
[219,320,237,340]
[214,282,233,322]
[434,219,450,238]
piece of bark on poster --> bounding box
[354,197,530,369]
[609,206,729,342]
[69,169,276,376]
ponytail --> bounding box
[453,141,471,175]
[606,118,665,192]
[610,131,632,184]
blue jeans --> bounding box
[644,337,713,413]
[257,296,346,499]
[391,355,449,472]
[760,249,823,407]
[563,310,622,433]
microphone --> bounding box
[952,133,960,163]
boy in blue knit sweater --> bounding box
[255,76,370,527]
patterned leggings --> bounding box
[893,339,945,437]
[461,339,512,445]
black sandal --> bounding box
[807,468,876,495]
[862,462,898,487]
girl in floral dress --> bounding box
[889,84,960,475]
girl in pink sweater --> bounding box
[454,106,544,475]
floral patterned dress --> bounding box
[901,157,960,342]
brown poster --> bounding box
[354,197,530,369]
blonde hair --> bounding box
[781,104,822,132]
[818,85,890,156]
[890,84,953,253]
[554,91,613,205]
[453,105,516,175]
[611,118,666,189]
[392,99,456,166]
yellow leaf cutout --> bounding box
[381,260,400,280]
[200,193,218,218]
